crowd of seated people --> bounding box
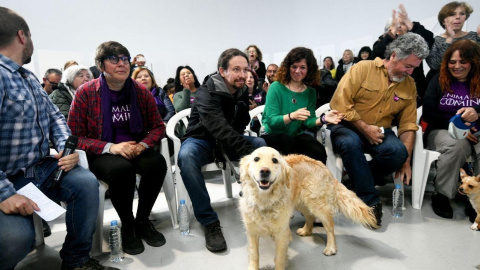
[2,2,480,269]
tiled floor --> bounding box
[17,171,480,270]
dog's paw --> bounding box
[323,246,337,256]
[471,222,479,231]
[296,227,312,236]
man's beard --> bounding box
[390,74,406,82]
[22,38,33,65]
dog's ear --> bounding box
[476,175,480,183]
[239,154,250,183]
[280,156,292,187]
[460,168,468,179]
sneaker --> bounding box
[371,202,383,226]
[432,193,453,219]
[42,219,51,237]
[121,224,144,255]
[61,258,120,270]
[204,221,227,252]
[135,219,166,247]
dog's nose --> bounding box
[260,168,270,179]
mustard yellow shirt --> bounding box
[330,57,418,135]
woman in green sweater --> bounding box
[173,65,200,112]
[262,47,343,163]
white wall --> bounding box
[2,0,479,84]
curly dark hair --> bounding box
[276,47,320,86]
[439,40,480,97]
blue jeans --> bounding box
[178,136,266,226]
[329,123,408,206]
[0,157,99,270]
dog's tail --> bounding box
[334,181,378,229]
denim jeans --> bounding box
[0,157,99,270]
[329,123,408,206]
[178,136,266,226]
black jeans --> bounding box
[262,132,327,164]
[88,147,167,225]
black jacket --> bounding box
[184,73,255,157]
[315,69,338,108]
[335,59,355,83]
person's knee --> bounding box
[0,220,34,269]
[105,161,135,181]
[252,137,267,148]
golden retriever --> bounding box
[459,168,480,231]
[238,147,377,270]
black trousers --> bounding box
[262,132,327,164]
[88,147,167,225]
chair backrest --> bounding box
[166,108,192,167]
[417,106,422,124]
[246,105,265,135]
[315,103,331,117]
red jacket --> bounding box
[67,78,165,155]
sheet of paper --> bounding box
[17,182,66,221]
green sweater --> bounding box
[173,88,198,112]
[262,81,318,136]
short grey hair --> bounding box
[43,68,62,79]
[385,33,429,60]
[61,65,92,85]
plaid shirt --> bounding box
[0,54,69,203]
[67,78,165,155]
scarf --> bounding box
[99,73,143,142]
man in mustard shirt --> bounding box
[329,33,429,226]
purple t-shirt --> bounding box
[110,90,136,143]
[438,80,480,129]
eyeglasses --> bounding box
[46,79,58,86]
[104,55,131,65]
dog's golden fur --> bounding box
[238,147,377,270]
[459,169,480,231]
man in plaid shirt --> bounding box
[0,7,117,270]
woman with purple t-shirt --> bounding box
[68,41,167,255]
[423,40,480,219]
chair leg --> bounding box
[162,172,178,228]
[222,166,233,198]
[91,181,107,257]
[33,213,44,246]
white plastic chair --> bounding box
[411,106,441,209]
[166,108,233,213]
[245,105,265,136]
[35,140,177,256]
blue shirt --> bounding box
[0,54,70,203]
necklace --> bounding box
[286,83,306,104]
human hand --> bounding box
[324,110,344,124]
[262,81,269,92]
[458,107,478,123]
[54,151,79,172]
[389,10,398,37]
[132,56,137,65]
[398,4,413,31]
[395,161,412,185]
[249,99,258,110]
[290,107,310,121]
[363,125,385,145]
[0,194,39,215]
[110,141,137,159]
[444,19,455,42]
[466,127,479,144]
[132,143,146,157]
